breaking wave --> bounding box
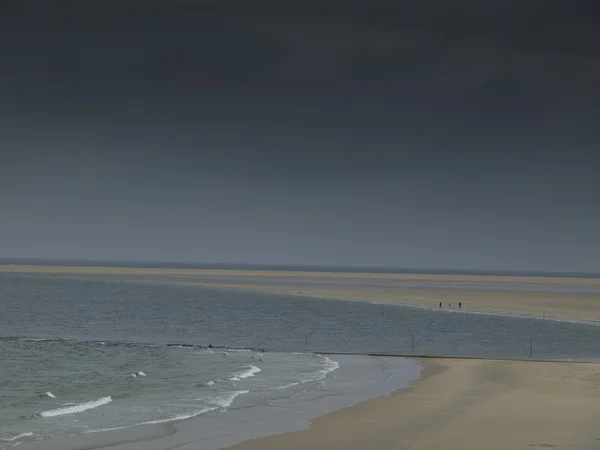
[228,365,261,381]
[208,390,249,409]
[37,396,112,418]
[1,432,33,442]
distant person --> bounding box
[439,301,442,308]
[459,302,462,309]
[449,302,452,308]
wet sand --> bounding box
[2,265,598,322]
[226,358,600,450]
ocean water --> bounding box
[2,272,600,447]
[0,338,337,447]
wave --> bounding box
[274,355,339,390]
[124,408,217,426]
[301,355,339,384]
[38,396,112,418]
[208,390,249,409]
[317,355,340,378]
[229,365,261,381]
[195,379,218,387]
[274,381,302,390]
[127,371,146,378]
[40,392,56,399]
[84,407,217,434]
[1,432,33,442]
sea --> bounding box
[2,269,600,448]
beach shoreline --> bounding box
[225,357,600,450]
[13,355,421,450]
[10,353,600,450]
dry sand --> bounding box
[2,265,600,321]
[225,358,600,450]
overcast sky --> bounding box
[1,1,599,272]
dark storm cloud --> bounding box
[2,1,599,148]
[1,1,599,270]
[2,0,599,123]
[3,1,600,87]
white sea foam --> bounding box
[126,408,217,426]
[136,371,146,377]
[208,390,249,409]
[238,365,261,379]
[84,407,217,434]
[318,356,340,378]
[274,381,302,390]
[229,365,261,381]
[206,380,215,386]
[39,396,112,417]
[1,432,33,442]
[274,355,339,390]
[41,392,56,398]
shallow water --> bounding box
[0,338,337,446]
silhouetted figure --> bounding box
[459,302,462,309]
[439,302,442,308]
[449,302,452,308]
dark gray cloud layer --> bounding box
[1,1,599,271]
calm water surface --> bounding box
[2,273,600,359]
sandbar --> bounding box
[3,265,597,321]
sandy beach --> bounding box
[226,357,600,450]
[2,265,599,322]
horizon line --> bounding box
[0,257,599,279]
